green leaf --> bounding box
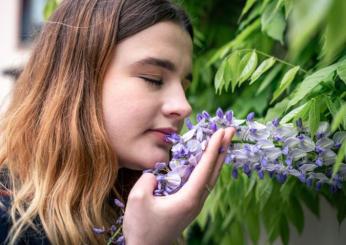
[245,210,260,244]
[44,0,59,20]
[337,59,346,84]
[232,19,262,47]
[238,51,258,84]
[288,0,333,56]
[265,98,289,122]
[308,98,320,138]
[214,59,227,93]
[280,101,311,123]
[287,62,339,108]
[256,64,282,95]
[287,197,304,234]
[331,103,346,131]
[225,52,242,92]
[280,177,296,202]
[271,66,300,103]
[300,189,320,217]
[221,207,236,229]
[255,178,273,210]
[240,0,257,19]
[207,20,261,66]
[279,215,290,245]
[325,96,338,117]
[245,174,257,197]
[250,57,276,84]
[224,220,244,245]
[336,192,346,224]
[284,0,294,18]
[333,139,346,176]
[208,41,234,66]
[261,2,286,43]
[267,214,281,242]
[322,0,346,63]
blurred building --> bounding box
[0,0,45,113]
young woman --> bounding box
[0,0,235,244]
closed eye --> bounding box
[139,76,163,86]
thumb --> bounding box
[130,172,158,197]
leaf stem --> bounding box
[236,48,308,74]
[107,226,122,245]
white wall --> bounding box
[0,0,31,113]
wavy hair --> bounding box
[0,0,192,244]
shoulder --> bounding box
[0,193,51,245]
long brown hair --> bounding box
[0,0,192,244]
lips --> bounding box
[148,128,178,144]
[152,128,178,135]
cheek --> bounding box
[102,83,160,140]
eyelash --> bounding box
[140,76,163,86]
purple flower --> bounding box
[115,235,125,245]
[333,131,346,149]
[272,118,280,127]
[296,118,303,130]
[257,170,264,179]
[114,199,125,209]
[232,168,238,179]
[246,112,255,122]
[110,225,117,233]
[209,121,218,132]
[116,216,124,225]
[185,118,193,130]
[306,177,313,188]
[225,110,233,123]
[202,110,211,120]
[92,227,105,234]
[243,164,251,176]
[124,107,346,242]
[216,107,224,119]
[316,122,331,139]
[276,173,287,183]
[165,132,181,144]
[196,113,204,122]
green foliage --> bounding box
[271,66,299,103]
[250,57,276,84]
[182,0,346,244]
[261,1,286,43]
[44,0,59,20]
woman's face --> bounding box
[102,21,193,170]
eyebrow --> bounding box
[134,57,193,82]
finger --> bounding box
[128,173,157,200]
[209,127,236,186]
[179,128,225,198]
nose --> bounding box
[162,83,192,120]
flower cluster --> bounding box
[94,108,346,244]
[93,198,125,245]
[145,108,346,195]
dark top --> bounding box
[0,193,50,245]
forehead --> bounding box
[113,21,193,74]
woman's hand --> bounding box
[123,127,236,245]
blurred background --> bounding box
[1,0,346,244]
[0,0,46,113]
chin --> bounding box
[121,155,169,170]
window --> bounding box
[20,0,45,44]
